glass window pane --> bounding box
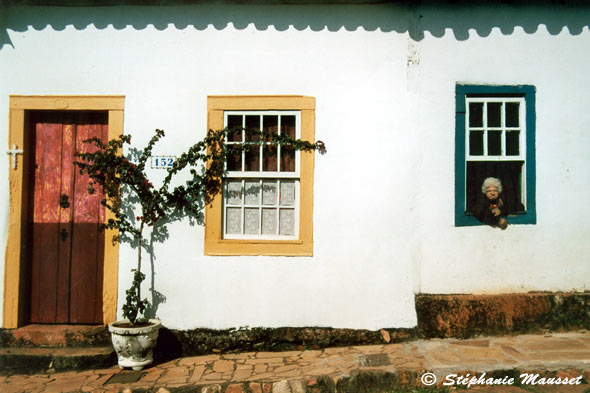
[226,147,242,171]
[263,145,278,171]
[244,181,260,205]
[469,103,483,127]
[226,180,242,205]
[262,181,277,205]
[279,209,295,236]
[263,115,279,136]
[280,181,296,206]
[244,208,260,235]
[227,115,243,142]
[506,103,520,127]
[488,131,502,156]
[262,208,277,235]
[487,102,501,127]
[280,146,296,172]
[226,207,242,234]
[245,146,260,171]
[469,131,484,156]
[506,131,520,156]
[281,115,296,138]
[245,115,260,142]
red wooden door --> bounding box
[29,111,107,324]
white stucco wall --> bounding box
[1,3,588,330]
[414,5,590,295]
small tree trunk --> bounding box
[137,221,144,303]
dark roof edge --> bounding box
[0,0,394,6]
[1,0,585,6]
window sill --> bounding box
[455,213,536,227]
[204,239,312,256]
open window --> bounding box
[455,85,536,226]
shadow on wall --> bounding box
[1,0,590,49]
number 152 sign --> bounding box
[151,156,176,169]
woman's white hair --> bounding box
[481,177,503,194]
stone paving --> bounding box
[1,331,589,392]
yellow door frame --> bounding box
[4,95,124,328]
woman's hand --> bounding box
[491,208,501,216]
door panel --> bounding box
[29,112,107,324]
[69,119,106,323]
[30,121,63,323]
[56,123,75,323]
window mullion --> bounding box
[483,101,488,157]
[223,182,228,237]
[465,101,470,158]
[520,99,527,209]
[501,102,506,158]
[296,114,300,175]
[241,115,245,172]
[520,98,527,159]
[276,179,281,235]
[296,179,300,237]
[259,114,263,171]
[239,179,245,235]
[258,179,263,235]
[278,115,282,172]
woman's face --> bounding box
[485,186,499,200]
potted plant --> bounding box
[75,128,325,370]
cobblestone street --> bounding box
[1,331,589,392]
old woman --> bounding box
[474,177,508,230]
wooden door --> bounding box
[28,111,107,324]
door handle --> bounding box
[60,228,68,242]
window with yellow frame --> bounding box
[205,96,315,256]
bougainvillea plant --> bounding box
[75,128,325,326]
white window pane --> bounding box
[279,209,295,236]
[262,208,277,235]
[227,181,242,205]
[226,207,242,234]
[244,181,260,205]
[244,208,259,235]
[280,181,296,206]
[262,180,277,205]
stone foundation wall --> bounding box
[155,292,590,358]
[2,292,588,358]
[155,327,417,361]
[415,292,590,339]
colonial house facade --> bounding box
[1,0,588,332]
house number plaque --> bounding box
[151,155,176,169]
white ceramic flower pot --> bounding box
[108,319,162,370]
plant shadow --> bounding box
[115,146,206,324]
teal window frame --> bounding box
[455,84,536,226]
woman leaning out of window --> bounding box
[474,177,508,230]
